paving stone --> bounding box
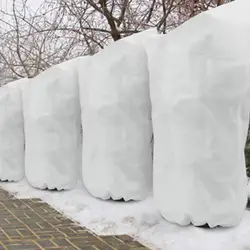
[52,238,74,247]
[35,239,58,248]
[0,186,150,250]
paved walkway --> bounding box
[0,187,150,250]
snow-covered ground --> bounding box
[1,179,250,250]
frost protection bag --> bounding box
[23,59,81,190]
[79,41,152,201]
[122,28,159,46]
[123,28,160,159]
[148,0,250,227]
[0,78,26,181]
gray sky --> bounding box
[26,0,44,10]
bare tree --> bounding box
[0,0,90,83]
[0,0,233,84]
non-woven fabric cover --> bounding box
[122,28,159,46]
[148,0,250,227]
[23,58,81,190]
[79,41,152,201]
[0,78,26,181]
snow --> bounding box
[1,180,250,250]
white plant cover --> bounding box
[23,58,81,190]
[148,0,250,227]
[0,78,26,181]
[79,41,152,201]
[122,28,159,46]
[123,28,160,160]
